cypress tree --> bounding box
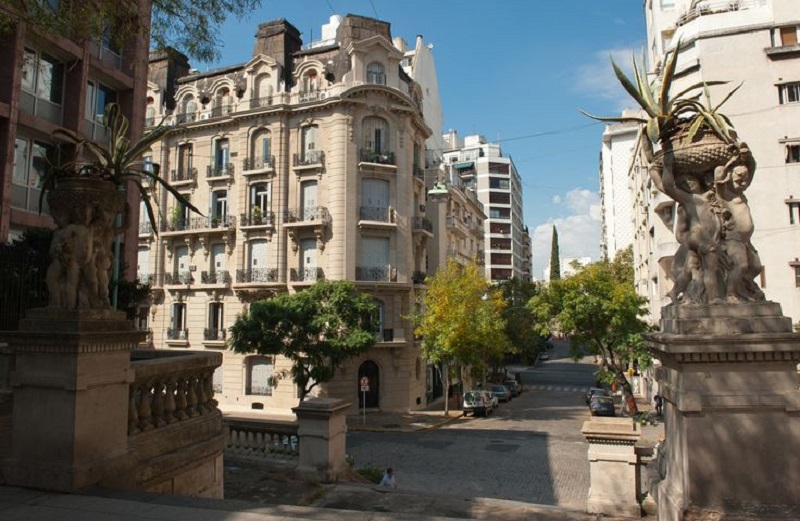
[549,226,561,281]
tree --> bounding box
[228,280,379,404]
[412,259,507,416]
[497,278,549,365]
[549,225,561,281]
[529,247,651,414]
[0,0,262,63]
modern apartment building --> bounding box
[0,1,150,278]
[139,15,440,414]
[627,0,800,324]
[599,118,638,260]
[441,132,531,282]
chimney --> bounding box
[253,19,302,90]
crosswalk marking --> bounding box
[527,385,585,393]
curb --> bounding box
[347,412,464,433]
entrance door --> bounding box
[358,361,380,409]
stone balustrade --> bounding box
[129,350,221,435]
[224,417,300,460]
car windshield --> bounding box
[593,396,613,404]
[491,386,506,392]
[464,392,481,401]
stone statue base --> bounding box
[646,302,800,520]
[20,307,132,333]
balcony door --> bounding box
[215,139,230,170]
[137,248,149,279]
[211,190,227,221]
[174,245,189,276]
[249,239,267,271]
[212,243,226,275]
[300,238,317,279]
[301,180,317,220]
[362,178,389,219]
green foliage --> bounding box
[497,278,548,364]
[579,39,738,145]
[113,277,152,320]
[549,226,561,281]
[529,247,652,408]
[356,464,384,484]
[228,280,379,403]
[0,0,263,63]
[43,103,201,230]
[0,229,51,330]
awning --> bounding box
[453,161,474,169]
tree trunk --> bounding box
[616,371,638,415]
[443,364,451,417]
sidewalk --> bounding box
[347,402,465,432]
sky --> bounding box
[203,1,646,278]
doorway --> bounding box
[358,360,380,409]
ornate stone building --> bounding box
[140,15,438,413]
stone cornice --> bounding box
[2,332,145,354]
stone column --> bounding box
[646,302,800,521]
[1,309,144,491]
[582,417,642,517]
[292,397,350,482]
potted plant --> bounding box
[581,39,743,172]
[251,205,262,224]
[40,103,202,311]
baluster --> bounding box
[163,377,177,423]
[128,385,140,435]
[151,379,166,428]
[196,372,208,413]
[138,381,154,431]
[187,375,199,417]
[255,431,264,455]
[175,377,188,420]
[204,370,217,409]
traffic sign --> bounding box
[360,376,369,392]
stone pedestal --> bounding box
[292,397,350,482]
[1,308,145,491]
[582,417,642,517]
[646,302,800,521]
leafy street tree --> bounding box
[412,259,508,416]
[529,247,651,414]
[549,225,561,281]
[228,280,379,404]
[497,278,549,365]
[0,0,262,62]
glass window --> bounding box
[11,137,54,213]
[246,357,273,396]
[795,266,800,288]
[366,62,386,85]
[362,117,389,153]
[787,144,800,164]
[21,49,63,104]
[779,83,800,104]
[251,183,270,213]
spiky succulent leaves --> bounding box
[577,109,648,124]
[659,39,681,116]
[611,56,657,117]
[713,81,743,112]
[632,53,658,117]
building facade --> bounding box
[140,15,439,414]
[0,1,150,277]
[441,132,531,282]
[599,118,638,260]
[628,0,800,324]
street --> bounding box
[347,340,599,510]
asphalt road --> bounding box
[346,339,600,510]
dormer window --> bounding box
[302,70,319,93]
[366,62,386,85]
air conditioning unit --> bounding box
[200,113,209,120]
[319,91,328,99]
[419,204,426,213]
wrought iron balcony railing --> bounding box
[359,148,395,165]
[166,328,189,340]
[139,222,153,235]
[137,273,163,286]
[356,266,394,282]
[283,206,330,224]
[412,216,433,233]
[170,167,197,182]
[210,104,233,118]
[164,271,193,285]
[204,328,226,341]
[412,271,427,285]
[207,163,234,178]
[293,150,325,166]
[174,112,196,124]
[290,267,324,282]
[242,156,275,171]
[200,270,230,284]
[250,96,272,108]
[239,211,275,227]
[162,215,235,232]
[359,206,393,223]
[382,329,394,342]
[236,268,279,283]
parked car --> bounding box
[504,379,521,397]
[586,387,611,405]
[589,395,616,417]
[539,352,550,361]
[481,389,499,410]
[489,384,511,403]
[463,390,493,417]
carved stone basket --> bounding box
[47,178,126,228]
[655,127,732,176]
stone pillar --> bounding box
[582,417,642,517]
[1,309,144,491]
[646,302,800,521]
[292,397,350,482]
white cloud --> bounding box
[552,195,562,205]
[574,47,643,113]
[531,188,602,280]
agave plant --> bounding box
[580,39,738,145]
[42,103,201,229]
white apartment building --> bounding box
[441,132,531,282]
[138,14,444,414]
[599,119,639,259]
[628,0,800,324]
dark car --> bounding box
[589,395,616,417]
[489,384,511,403]
[586,387,611,405]
[504,379,521,397]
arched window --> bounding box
[251,128,272,169]
[362,116,389,154]
[180,95,196,123]
[302,70,318,92]
[254,74,272,107]
[366,62,385,85]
